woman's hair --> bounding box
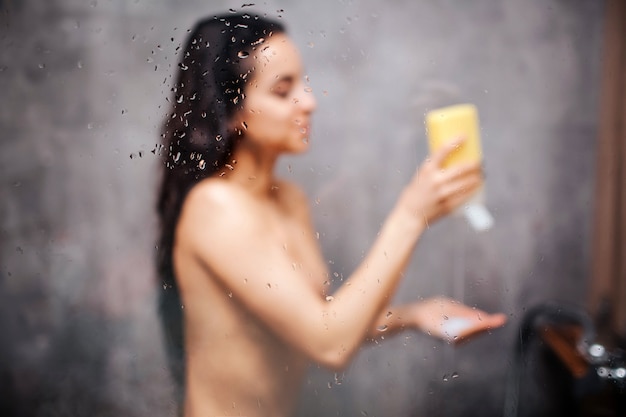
[156,12,285,397]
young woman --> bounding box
[157,12,506,417]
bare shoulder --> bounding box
[184,178,247,213]
[177,179,262,239]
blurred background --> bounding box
[1,0,624,416]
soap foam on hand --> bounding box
[425,104,494,232]
[440,317,473,340]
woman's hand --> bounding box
[399,137,484,227]
[368,297,507,344]
[409,297,507,344]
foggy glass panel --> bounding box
[0,1,607,416]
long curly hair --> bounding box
[155,12,285,397]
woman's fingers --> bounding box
[405,140,483,225]
[428,167,482,215]
[430,136,467,168]
[439,161,483,183]
[438,172,483,202]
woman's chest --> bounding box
[262,206,327,294]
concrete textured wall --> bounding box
[0,0,604,416]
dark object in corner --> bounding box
[504,304,625,417]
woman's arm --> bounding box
[178,139,482,370]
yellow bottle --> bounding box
[425,104,494,231]
[425,103,482,168]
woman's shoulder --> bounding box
[179,177,311,227]
[180,178,257,227]
[187,177,248,206]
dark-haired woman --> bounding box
[157,13,506,417]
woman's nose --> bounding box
[295,85,317,113]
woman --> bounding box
[157,12,506,417]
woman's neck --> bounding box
[218,143,279,199]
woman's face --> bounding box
[233,34,317,155]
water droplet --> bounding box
[334,372,344,385]
[266,283,272,289]
[228,291,233,298]
[215,134,222,142]
[386,311,393,318]
[589,344,606,358]
[77,61,83,69]
[173,152,181,163]
[198,159,206,170]
[307,42,315,48]
[452,372,459,379]
[237,51,249,59]
[38,63,45,69]
[325,295,334,302]
[377,324,388,332]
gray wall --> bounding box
[0,0,604,416]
